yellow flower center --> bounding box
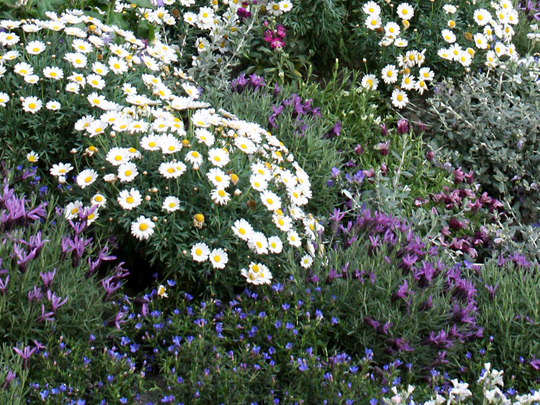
[195,248,202,256]
[95,195,103,202]
[214,156,221,162]
[28,103,36,109]
[126,196,134,204]
[95,127,102,133]
[195,214,204,222]
[85,176,92,183]
[239,228,246,235]
[115,155,122,161]
[168,146,175,151]
[256,241,263,249]
[266,198,273,205]
[125,170,132,177]
[71,208,78,215]
[252,264,260,273]
[169,202,176,208]
[218,190,226,197]
[149,142,156,147]
[139,223,148,231]
[214,255,220,262]
[167,168,175,173]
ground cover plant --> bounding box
[1,0,540,403]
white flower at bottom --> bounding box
[131,216,155,240]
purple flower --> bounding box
[397,119,409,134]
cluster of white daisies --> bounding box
[110,0,293,71]
[360,0,520,109]
[0,9,318,286]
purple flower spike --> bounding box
[47,290,68,313]
[1,370,16,389]
[397,119,409,134]
[40,268,56,290]
[13,346,36,368]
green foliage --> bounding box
[0,345,29,405]
[423,59,540,223]
[476,260,540,384]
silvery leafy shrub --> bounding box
[423,59,540,223]
[0,10,320,297]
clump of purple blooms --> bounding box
[230,73,266,93]
[268,93,321,136]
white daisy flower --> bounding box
[131,216,155,240]
[50,162,73,177]
[363,1,381,15]
[397,3,414,20]
[260,190,281,211]
[392,89,409,109]
[287,230,302,247]
[191,242,210,262]
[91,193,107,207]
[46,100,61,111]
[72,39,93,53]
[441,29,456,43]
[381,64,398,84]
[300,254,313,269]
[27,151,39,163]
[361,74,379,90]
[209,248,228,269]
[210,188,231,205]
[248,232,269,255]
[66,82,81,93]
[273,214,293,232]
[64,52,87,68]
[140,135,161,151]
[365,14,382,30]
[14,62,33,77]
[92,61,109,76]
[401,74,416,90]
[22,96,42,114]
[117,188,143,210]
[162,196,181,212]
[160,134,183,154]
[65,201,83,220]
[384,22,401,38]
[86,73,106,89]
[250,174,269,192]
[194,128,215,146]
[208,148,230,167]
[108,56,128,74]
[0,92,9,107]
[268,236,283,254]
[117,162,138,182]
[185,150,204,168]
[26,40,46,55]
[77,169,98,188]
[232,219,253,241]
[207,168,230,188]
[106,147,130,166]
[0,32,20,46]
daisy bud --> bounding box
[145,196,151,201]
[234,189,242,196]
[152,187,158,193]
[152,217,158,222]
[70,148,77,154]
